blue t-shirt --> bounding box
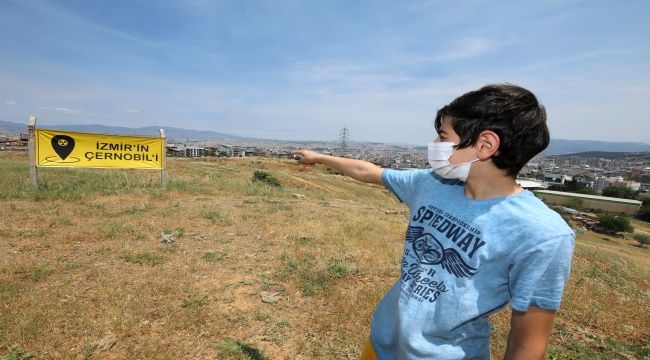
[371,169,575,359]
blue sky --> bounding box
[1,0,649,144]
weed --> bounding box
[633,233,650,247]
[1,347,33,360]
[180,293,208,309]
[578,261,627,288]
[251,311,271,322]
[203,251,225,262]
[268,332,290,346]
[64,262,84,271]
[214,338,268,360]
[161,245,178,253]
[203,211,233,226]
[163,227,185,239]
[168,179,211,194]
[121,252,164,265]
[277,255,355,295]
[103,221,123,240]
[0,282,22,302]
[30,265,54,282]
[276,257,328,295]
[301,274,327,296]
[586,302,600,325]
[282,258,311,274]
[128,228,145,240]
[48,218,72,228]
[555,336,649,359]
[17,229,47,238]
[287,234,313,245]
[145,187,164,199]
[327,262,352,278]
[239,278,255,286]
[20,167,161,200]
[121,204,148,216]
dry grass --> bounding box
[1,152,649,359]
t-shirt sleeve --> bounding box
[381,169,435,205]
[381,169,418,204]
[508,232,575,312]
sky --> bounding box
[1,0,649,145]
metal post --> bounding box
[27,116,38,188]
[160,129,167,189]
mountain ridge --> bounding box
[1,120,649,154]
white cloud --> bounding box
[431,38,497,62]
[41,106,82,114]
[2,1,648,143]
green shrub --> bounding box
[251,171,281,187]
[596,213,633,233]
[632,233,650,248]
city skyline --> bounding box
[1,1,649,144]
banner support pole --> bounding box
[160,129,167,189]
[28,116,38,188]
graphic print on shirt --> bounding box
[410,230,478,277]
[400,205,485,303]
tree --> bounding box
[547,184,568,192]
[630,175,650,183]
[576,188,598,195]
[637,205,650,222]
[563,178,579,191]
[601,186,636,200]
[596,213,633,233]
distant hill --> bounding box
[544,139,650,155]
[0,120,26,134]
[0,121,252,142]
[1,120,649,153]
[52,124,255,143]
[547,151,650,161]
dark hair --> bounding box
[434,83,549,177]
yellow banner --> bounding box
[36,129,164,169]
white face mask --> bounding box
[427,142,479,182]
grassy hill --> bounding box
[1,152,648,359]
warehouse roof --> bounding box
[534,190,642,205]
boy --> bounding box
[292,84,575,359]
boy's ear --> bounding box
[477,130,500,159]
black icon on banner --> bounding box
[51,135,75,160]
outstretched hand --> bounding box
[291,150,321,165]
[290,149,384,184]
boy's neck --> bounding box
[463,172,522,200]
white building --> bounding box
[594,176,641,193]
[542,173,572,188]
